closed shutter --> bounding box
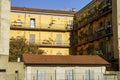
[29,34,35,44]
[56,34,62,45]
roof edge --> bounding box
[11,6,75,15]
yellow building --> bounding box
[72,0,116,70]
[10,6,74,55]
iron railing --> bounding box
[10,39,70,47]
[74,1,112,30]
[78,27,112,46]
[10,23,73,31]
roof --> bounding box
[76,0,95,14]
[11,6,75,15]
[22,54,109,65]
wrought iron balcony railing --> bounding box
[10,23,73,31]
[74,1,112,30]
[78,26,112,46]
[10,39,70,48]
[32,40,70,47]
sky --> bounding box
[11,0,92,11]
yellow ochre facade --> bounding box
[10,7,74,55]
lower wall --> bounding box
[6,62,25,80]
[0,57,25,80]
[105,71,120,80]
[25,65,106,80]
[0,55,8,80]
[0,55,9,69]
[0,55,25,80]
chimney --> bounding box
[17,57,21,62]
[71,8,76,12]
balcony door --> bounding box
[56,34,62,45]
[30,18,35,28]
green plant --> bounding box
[49,38,55,44]
[9,37,44,61]
[93,49,103,55]
[95,26,104,32]
[86,45,93,55]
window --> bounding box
[29,34,35,44]
[106,0,112,5]
[99,42,105,54]
[0,69,6,72]
[65,70,73,80]
[99,21,104,27]
[99,1,105,9]
[86,70,94,80]
[37,70,46,80]
[30,18,35,28]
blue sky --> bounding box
[11,0,92,11]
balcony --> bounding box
[78,26,112,46]
[10,23,73,32]
[75,0,112,30]
[29,40,70,48]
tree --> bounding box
[9,37,44,61]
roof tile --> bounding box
[11,6,75,15]
[22,54,109,65]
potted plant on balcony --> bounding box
[93,48,103,55]
[49,37,55,44]
[73,20,78,24]
[79,36,82,41]
[42,39,52,44]
[86,45,93,55]
[80,14,86,22]
[98,1,106,12]
[83,13,88,22]
[49,20,56,26]
[77,48,83,55]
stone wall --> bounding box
[0,0,10,55]
[112,0,120,70]
[6,62,25,80]
[105,71,120,80]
